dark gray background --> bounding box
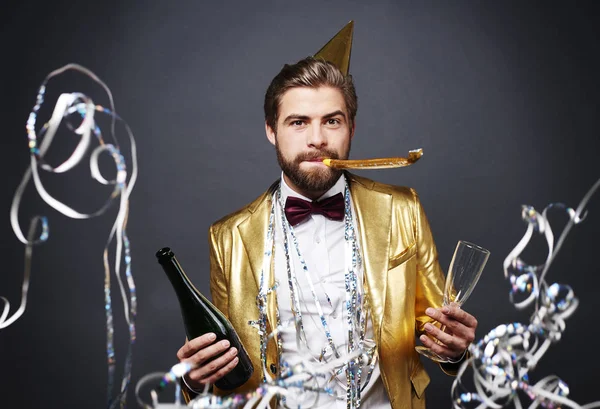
[1,1,599,408]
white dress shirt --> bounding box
[273,174,391,409]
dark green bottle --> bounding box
[156,247,254,390]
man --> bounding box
[177,24,477,409]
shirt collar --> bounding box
[279,172,346,203]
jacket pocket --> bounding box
[389,242,416,270]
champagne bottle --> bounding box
[156,247,254,390]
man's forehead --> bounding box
[278,86,348,117]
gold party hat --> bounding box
[314,20,354,76]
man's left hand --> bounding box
[419,302,477,360]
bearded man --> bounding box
[176,23,478,409]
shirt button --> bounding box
[270,363,277,374]
[315,237,321,244]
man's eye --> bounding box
[291,120,305,126]
[327,118,341,125]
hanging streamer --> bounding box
[135,324,368,409]
[2,64,138,409]
[452,177,600,409]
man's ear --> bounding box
[265,122,276,146]
[350,120,356,140]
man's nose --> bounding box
[307,124,327,148]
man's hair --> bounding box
[264,57,358,131]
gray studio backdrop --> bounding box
[1,1,599,408]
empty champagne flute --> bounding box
[415,240,490,363]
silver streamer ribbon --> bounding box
[2,64,138,409]
[452,177,600,409]
[135,325,368,409]
[275,182,375,409]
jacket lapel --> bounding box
[237,181,279,325]
[348,173,392,330]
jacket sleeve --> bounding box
[181,224,231,403]
[411,188,467,376]
[208,224,229,317]
[411,188,445,334]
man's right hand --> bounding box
[177,332,240,390]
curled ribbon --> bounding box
[2,63,138,409]
[452,177,600,409]
[136,323,370,409]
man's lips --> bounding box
[301,158,328,165]
[297,154,336,164]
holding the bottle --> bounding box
[156,248,253,391]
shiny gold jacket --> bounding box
[207,173,447,408]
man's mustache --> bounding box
[294,150,340,163]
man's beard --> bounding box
[275,143,350,194]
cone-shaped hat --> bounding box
[314,21,354,76]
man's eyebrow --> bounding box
[283,110,347,123]
[283,114,310,123]
[323,110,347,120]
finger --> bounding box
[426,305,476,329]
[426,307,476,339]
[425,307,446,323]
[188,339,233,366]
[425,307,460,333]
[198,347,239,379]
[419,334,453,358]
[177,333,217,360]
[187,346,239,384]
[202,354,241,385]
[419,333,465,360]
[423,323,470,352]
[441,303,478,328]
[433,315,476,344]
[423,323,453,346]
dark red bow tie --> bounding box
[284,192,345,226]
